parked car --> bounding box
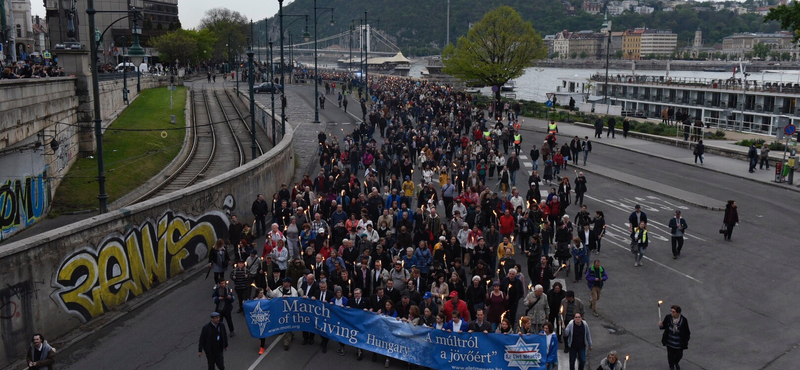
[254,82,283,93]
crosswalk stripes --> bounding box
[520,155,529,160]
[523,161,533,168]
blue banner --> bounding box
[245,298,547,370]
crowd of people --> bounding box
[194,73,687,370]
[1,59,65,79]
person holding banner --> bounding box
[443,310,469,332]
[270,278,299,351]
[331,286,349,356]
[543,322,559,370]
[252,288,269,354]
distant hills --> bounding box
[258,0,782,56]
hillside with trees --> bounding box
[258,0,783,56]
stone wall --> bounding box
[0,75,174,243]
[0,97,294,368]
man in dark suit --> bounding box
[300,274,321,346]
[529,256,556,294]
[311,254,329,281]
[370,287,389,313]
[198,312,228,370]
[349,287,371,361]
[311,280,333,351]
[468,308,493,334]
[354,257,372,298]
[578,223,599,253]
[384,279,401,304]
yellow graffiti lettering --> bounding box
[56,253,104,320]
[98,241,132,308]
[54,210,229,322]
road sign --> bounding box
[785,124,796,136]
[491,85,499,92]
[546,93,554,100]
[44,51,51,59]
[546,100,553,108]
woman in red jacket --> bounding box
[499,209,516,239]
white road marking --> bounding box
[520,155,529,160]
[247,334,282,370]
[603,238,703,283]
[341,122,351,125]
[586,195,706,242]
[523,162,533,168]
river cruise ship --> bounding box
[587,71,800,135]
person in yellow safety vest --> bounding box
[402,176,415,197]
[483,129,492,140]
[548,121,558,133]
[513,133,522,155]
[630,221,648,267]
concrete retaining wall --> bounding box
[0,76,176,243]
[0,94,294,368]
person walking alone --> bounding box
[606,116,616,138]
[668,210,688,259]
[585,260,607,317]
[582,137,591,166]
[722,200,739,241]
[759,143,770,169]
[693,140,705,165]
[593,118,603,139]
[631,221,648,267]
[252,194,268,238]
[198,312,228,370]
[659,305,690,370]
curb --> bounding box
[0,262,207,370]
[519,122,800,194]
[518,124,724,210]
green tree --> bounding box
[752,42,770,59]
[579,51,588,58]
[199,7,248,61]
[781,51,791,61]
[570,51,578,59]
[698,51,708,60]
[151,29,217,66]
[615,50,624,59]
[550,51,560,59]
[442,6,546,100]
[764,2,800,41]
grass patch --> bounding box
[52,86,187,212]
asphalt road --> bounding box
[54,84,800,370]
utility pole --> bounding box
[249,21,257,161]
[364,11,369,97]
[313,0,319,123]
[270,41,276,146]
[87,0,108,213]
[279,0,286,136]
[446,0,450,47]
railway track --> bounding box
[129,88,251,204]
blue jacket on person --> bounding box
[545,333,559,365]
[443,319,469,332]
[414,247,432,274]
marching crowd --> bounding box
[198,74,695,370]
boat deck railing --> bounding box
[591,74,800,94]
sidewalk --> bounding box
[518,115,800,194]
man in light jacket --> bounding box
[564,313,593,370]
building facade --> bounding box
[45,0,178,63]
[721,32,794,59]
[553,30,571,59]
[2,0,33,61]
[640,29,677,57]
[622,28,643,60]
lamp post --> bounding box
[86,2,145,213]
[269,40,276,145]
[116,35,128,104]
[313,1,335,123]
[128,15,146,94]
[349,20,354,73]
[278,0,286,136]
[269,40,276,146]
[248,21,257,161]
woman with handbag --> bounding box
[722,200,739,241]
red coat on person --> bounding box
[443,298,471,322]
[499,214,516,235]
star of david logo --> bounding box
[249,301,271,336]
[504,337,542,370]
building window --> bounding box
[16,24,22,38]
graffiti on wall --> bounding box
[0,280,40,361]
[53,124,77,175]
[53,210,229,322]
[0,171,50,242]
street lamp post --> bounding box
[349,20,354,73]
[248,21,257,161]
[313,1,335,123]
[278,0,286,136]
[269,41,276,146]
[116,35,128,104]
[86,2,146,213]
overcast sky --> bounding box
[30,0,291,29]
